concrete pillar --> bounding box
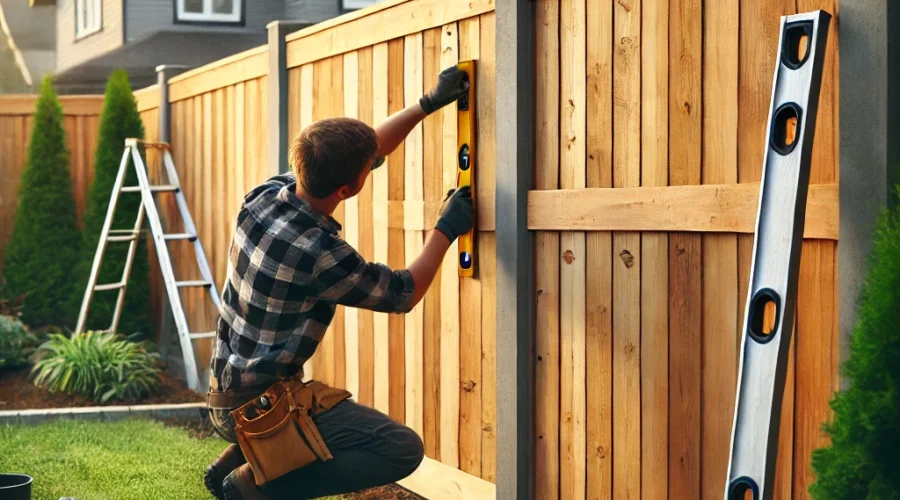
[495,1,535,498]
[838,0,900,387]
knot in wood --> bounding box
[563,250,576,264]
[619,249,634,268]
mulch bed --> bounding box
[0,366,203,410]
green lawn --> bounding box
[0,418,341,500]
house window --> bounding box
[75,0,102,39]
[341,0,381,11]
[176,0,242,23]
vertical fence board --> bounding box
[403,32,425,440]
[477,11,497,483]
[612,0,641,498]
[586,0,613,497]
[559,0,586,498]
[343,50,361,402]
[701,1,739,498]
[372,42,391,414]
[438,21,462,469]
[794,2,838,496]
[458,15,483,477]
[387,38,407,423]
[421,26,443,461]
[668,0,702,499]
[357,46,376,409]
[532,35,560,456]
[640,0,669,497]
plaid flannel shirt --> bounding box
[210,172,415,392]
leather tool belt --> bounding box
[209,377,351,486]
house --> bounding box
[0,0,55,92]
[3,0,384,95]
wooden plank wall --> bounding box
[0,95,103,271]
[159,54,269,375]
[533,0,840,499]
[284,2,497,485]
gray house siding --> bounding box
[125,0,285,42]
[285,0,340,23]
[56,0,125,72]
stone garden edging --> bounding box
[0,403,207,426]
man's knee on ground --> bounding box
[382,423,425,480]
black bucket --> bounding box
[0,473,33,500]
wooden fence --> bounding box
[0,0,849,498]
[531,1,839,499]
[0,95,103,271]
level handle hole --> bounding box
[728,477,760,500]
[748,288,781,344]
[782,21,813,69]
[769,103,803,156]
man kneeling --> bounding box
[203,66,473,500]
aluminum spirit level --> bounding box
[456,60,476,277]
[725,10,831,500]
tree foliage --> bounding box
[2,76,81,328]
[809,188,900,499]
[70,69,150,336]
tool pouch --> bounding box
[230,379,351,486]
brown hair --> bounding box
[289,117,380,198]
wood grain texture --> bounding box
[458,15,482,478]
[313,57,335,385]
[640,0,668,497]
[168,47,267,102]
[612,1,641,498]
[397,457,496,500]
[420,26,442,461]
[794,1,838,496]
[534,5,561,489]
[403,31,425,439]
[477,12,497,483]
[526,183,838,239]
[343,51,361,401]
[357,46,376,409]
[559,0,586,497]
[387,38,407,423]
[701,1,739,498]
[438,21,461,469]
[668,0,702,496]
[586,1,613,498]
[372,42,391,414]
[284,0,495,70]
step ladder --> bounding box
[725,10,831,500]
[75,139,222,392]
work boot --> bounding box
[222,463,270,500]
[205,444,246,500]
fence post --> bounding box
[154,64,189,363]
[495,1,535,498]
[267,20,312,178]
[838,0,900,388]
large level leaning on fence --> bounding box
[0,1,896,499]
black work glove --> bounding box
[419,65,470,115]
[434,186,474,242]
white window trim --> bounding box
[176,0,242,23]
[341,0,380,10]
[75,0,102,40]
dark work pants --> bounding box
[210,399,425,499]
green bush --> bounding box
[0,315,37,370]
[809,188,900,499]
[31,330,162,403]
[70,69,150,336]
[2,76,81,329]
